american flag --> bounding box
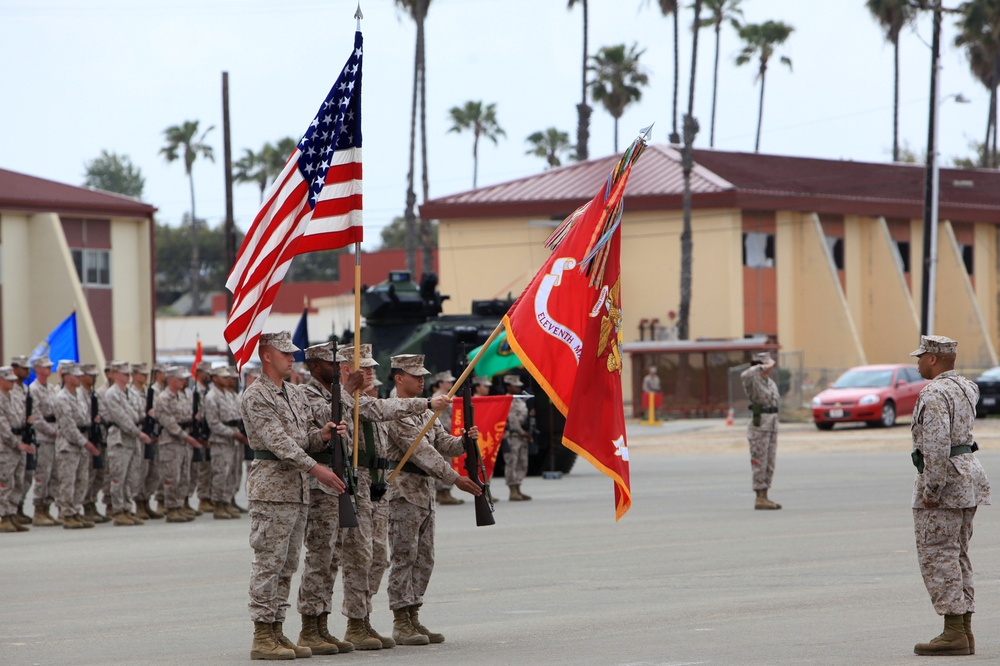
[225,30,364,369]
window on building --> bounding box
[894,241,910,273]
[71,249,111,286]
[825,236,844,270]
[960,244,974,275]
[742,232,775,268]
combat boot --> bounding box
[62,514,84,529]
[83,502,107,523]
[135,500,151,520]
[436,489,464,505]
[344,617,382,650]
[227,502,242,519]
[296,614,338,655]
[365,615,395,648]
[147,501,165,519]
[198,498,214,513]
[408,604,444,643]
[33,505,56,527]
[113,511,135,526]
[46,505,63,526]
[214,505,234,520]
[964,612,974,655]
[272,621,311,658]
[78,514,96,528]
[250,621,295,660]
[0,515,20,533]
[316,612,354,652]
[754,489,782,510]
[509,485,531,501]
[166,508,193,523]
[15,502,32,525]
[128,511,145,525]
[914,614,970,656]
[391,607,429,646]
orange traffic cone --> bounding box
[725,408,734,426]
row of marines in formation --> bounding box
[0,356,254,531]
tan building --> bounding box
[0,168,156,368]
[422,146,1000,397]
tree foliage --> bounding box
[588,43,649,151]
[736,21,794,152]
[82,150,145,199]
[380,215,437,250]
[447,100,506,188]
[525,128,573,168]
[233,137,297,202]
[154,217,237,310]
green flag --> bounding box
[469,329,523,378]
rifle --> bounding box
[142,386,157,460]
[190,388,205,463]
[461,373,495,527]
[23,389,37,472]
[90,390,105,470]
[331,350,359,528]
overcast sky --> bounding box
[0,0,991,244]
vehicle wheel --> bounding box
[879,401,896,428]
[815,422,834,431]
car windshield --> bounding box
[832,369,894,389]
[978,367,1000,381]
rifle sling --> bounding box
[253,449,333,465]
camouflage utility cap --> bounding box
[0,366,17,381]
[910,334,958,357]
[80,363,98,376]
[58,361,83,377]
[752,352,773,364]
[131,363,149,374]
[433,370,456,384]
[109,360,130,373]
[33,355,53,368]
[165,366,191,379]
[391,354,430,376]
[259,331,299,354]
[9,355,29,368]
[504,374,524,387]
[340,344,379,368]
[210,365,231,377]
[472,375,491,387]
[197,361,214,373]
[305,342,336,362]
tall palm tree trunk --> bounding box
[710,23,721,147]
[613,118,619,153]
[576,0,591,161]
[403,8,421,276]
[417,7,434,275]
[892,39,900,161]
[472,132,480,188]
[188,174,200,316]
[670,10,681,144]
[677,0,702,341]
[754,70,767,153]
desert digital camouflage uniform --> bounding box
[54,379,92,519]
[741,360,780,491]
[10,374,29,507]
[911,368,991,617]
[131,377,161,506]
[79,375,106,510]
[192,371,213,505]
[225,377,246,504]
[154,382,195,511]
[103,378,144,515]
[369,419,392,600]
[242,369,328,624]
[204,375,242,508]
[384,403,465,611]
[30,371,59,510]
[503,383,530,487]
[431,379,455,497]
[0,377,22,521]
[340,385,430,620]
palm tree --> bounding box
[448,101,506,188]
[955,0,1000,168]
[161,120,214,315]
[701,0,743,148]
[588,44,650,152]
[395,0,432,275]
[866,0,916,162]
[526,128,573,168]
[735,21,794,153]
[567,0,592,160]
[233,138,298,203]
[646,0,681,144]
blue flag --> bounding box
[28,312,79,382]
[292,308,309,362]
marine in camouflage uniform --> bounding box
[53,363,98,529]
[336,344,440,649]
[131,364,164,520]
[10,356,32,524]
[79,364,109,523]
[503,375,532,501]
[102,361,151,525]
[909,335,991,656]
[192,362,214,513]
[740,352,781,510]
[153,367,201,522]
[430,370,464,506]
[203,366,245,519]
[241,331,347,661]
[29,356,61,526]
[0,366,31,533]
[384,354,481,646]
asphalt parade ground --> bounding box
[3,418,1000,665]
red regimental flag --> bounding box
[502,137,642,520]
[451,395,513,482]
[191,338,202,377]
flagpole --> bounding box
[351,2,364,470]
[388,322,503,483]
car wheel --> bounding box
[879,401,896,428]
[815,422,834,431]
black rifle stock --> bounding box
[331,361,359,528]
[90,390,105,470]
[23,389,37,472]
[142,386,156,460]
[462,374,495,527]
[190,388,204,463]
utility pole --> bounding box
[222,71,236,362]
[919,1,941,337]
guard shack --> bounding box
[623,337,779,418]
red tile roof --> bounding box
[0,168,156,217]
[420,146,1000,225]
